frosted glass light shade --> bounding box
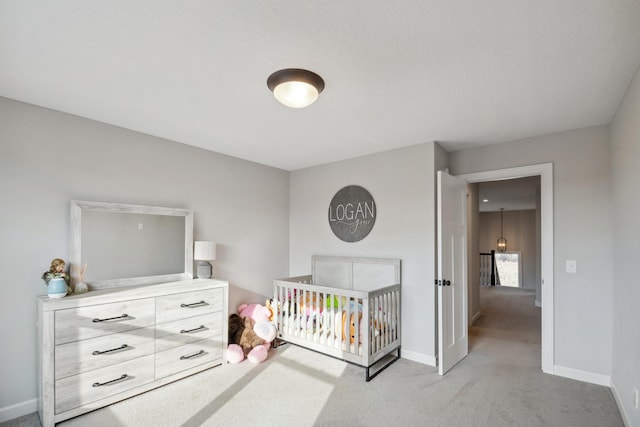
[267,68,325,108]
[194,241,216,260]
[273,81,319,108]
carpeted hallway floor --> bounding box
[2,286,623,426]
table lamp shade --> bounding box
[194,241,216,261]
[194,241,216,279]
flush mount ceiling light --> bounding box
[267,68,325,108]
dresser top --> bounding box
[38,278,228,312]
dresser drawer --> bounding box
[156,311,223,353]
[156,288,223,324]
[155,338,223,379]
[55,298,155,345]
[55,354,155,413]
[55,327,155,379]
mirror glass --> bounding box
[70,201,194,290]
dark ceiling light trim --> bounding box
[267,68,325,108]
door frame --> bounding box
[457,163,554,374]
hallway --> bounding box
[470,286,540,365]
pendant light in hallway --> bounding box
[497,208,507,252]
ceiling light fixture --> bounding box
[267,68,325,108]
[497,208,507,253]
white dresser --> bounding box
[37,279,228,427]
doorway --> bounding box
[457,163,554,374]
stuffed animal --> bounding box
[238,303,271,323]
[345,311,363,343]
[238,303,276,342]
[335,310,364,343]
[226,303,277,364]
[265,298,279,322]
[227,314,271,363]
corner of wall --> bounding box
[401,349,437,367]
[610,378,633,427]
[434,142,449,172]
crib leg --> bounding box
[365,346,401,382]
[271,338,288,349]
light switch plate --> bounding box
[566,260,577,273]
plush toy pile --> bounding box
[227,303,277,363]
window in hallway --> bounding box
[496,251,521,287]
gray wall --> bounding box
[478,210,537,289]
[290,143,438,364]
[0,97,290,415]
[449,125,613,377]
[610,64,640,426]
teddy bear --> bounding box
[227,314,268,363]
[226,303,277,364]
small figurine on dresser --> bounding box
[41,258,72,298]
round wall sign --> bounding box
[328,185,376,242]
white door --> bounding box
[437,171,468,375]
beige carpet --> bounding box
[3,286,623,426]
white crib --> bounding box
[273,256,401,381]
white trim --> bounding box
[402,349,437,367]
[610,379,633,427]
[471,310,482,325]
[535,300,542,308]
[457,163,554,375]
[553,365,611,387]
[0,398,37,423]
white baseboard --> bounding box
[402,349,437,367]
[553,364,611,387]
[0,398,37,423]
[610,379,633,427]
[470,310,482,326]
[535,299,541,308]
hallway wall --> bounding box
[479,210,537,289]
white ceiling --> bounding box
[2,1,640,171]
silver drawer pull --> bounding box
[92,344,129,355]
[180,300,208,308]
[180,325,207,334]
[92,314,129,323]
[180,349,205,360]
[92,374,128,387]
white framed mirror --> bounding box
[70,200,194,290]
